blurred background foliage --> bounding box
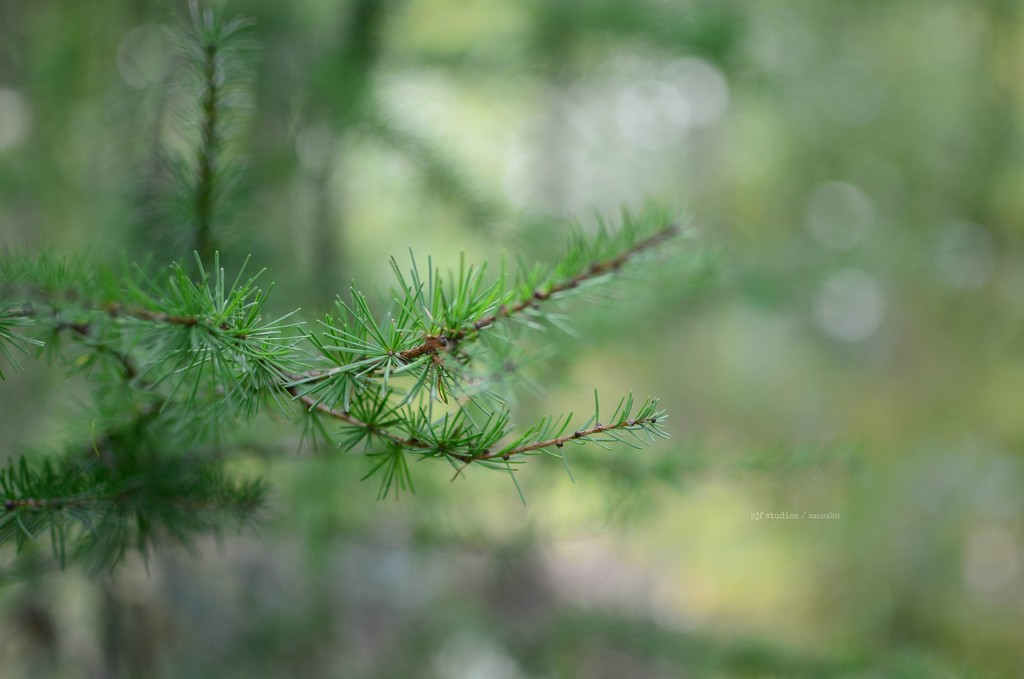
[1,0,1022,676]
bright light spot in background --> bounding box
[935,221,996,290]
[507,56,728,212]
[615,58,729,149]
[616,80,689,149]
[434,631,525,679]
[804,181,873,250]
[0,88,31,151]
[117,24,172,88]
[962,525,1019,596]
[663,58,730,127]
[814,269,886,343]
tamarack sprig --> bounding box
[282,209,681,498]
[0,3,693,571]
[0,207,689,564]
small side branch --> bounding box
[485,416,662,460]
[9,305,140,380]
[399,222,681,360]
[289,373,663,465]
[460,223,680,339]
[57,318,139,380]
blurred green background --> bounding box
[2,0,1023,677]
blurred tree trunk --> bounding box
[307,0,390,307]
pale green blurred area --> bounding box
[2,0,1024,677]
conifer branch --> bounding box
[392,222,681,363]
[290,215,683,393]
[482,414,665,460]
[1,206,688,550]
[4,303,139,379]
[291,389,665,463]
[57,316,140,380]
[1,253,303,435]
[0,0,696,569]
[194,30,220,263]
[288,365,665,465]
[0,438,266,571]
[171,1,255,265]
[8,289,257,335]
[454,221,681,343]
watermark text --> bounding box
[750,511,840,521]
